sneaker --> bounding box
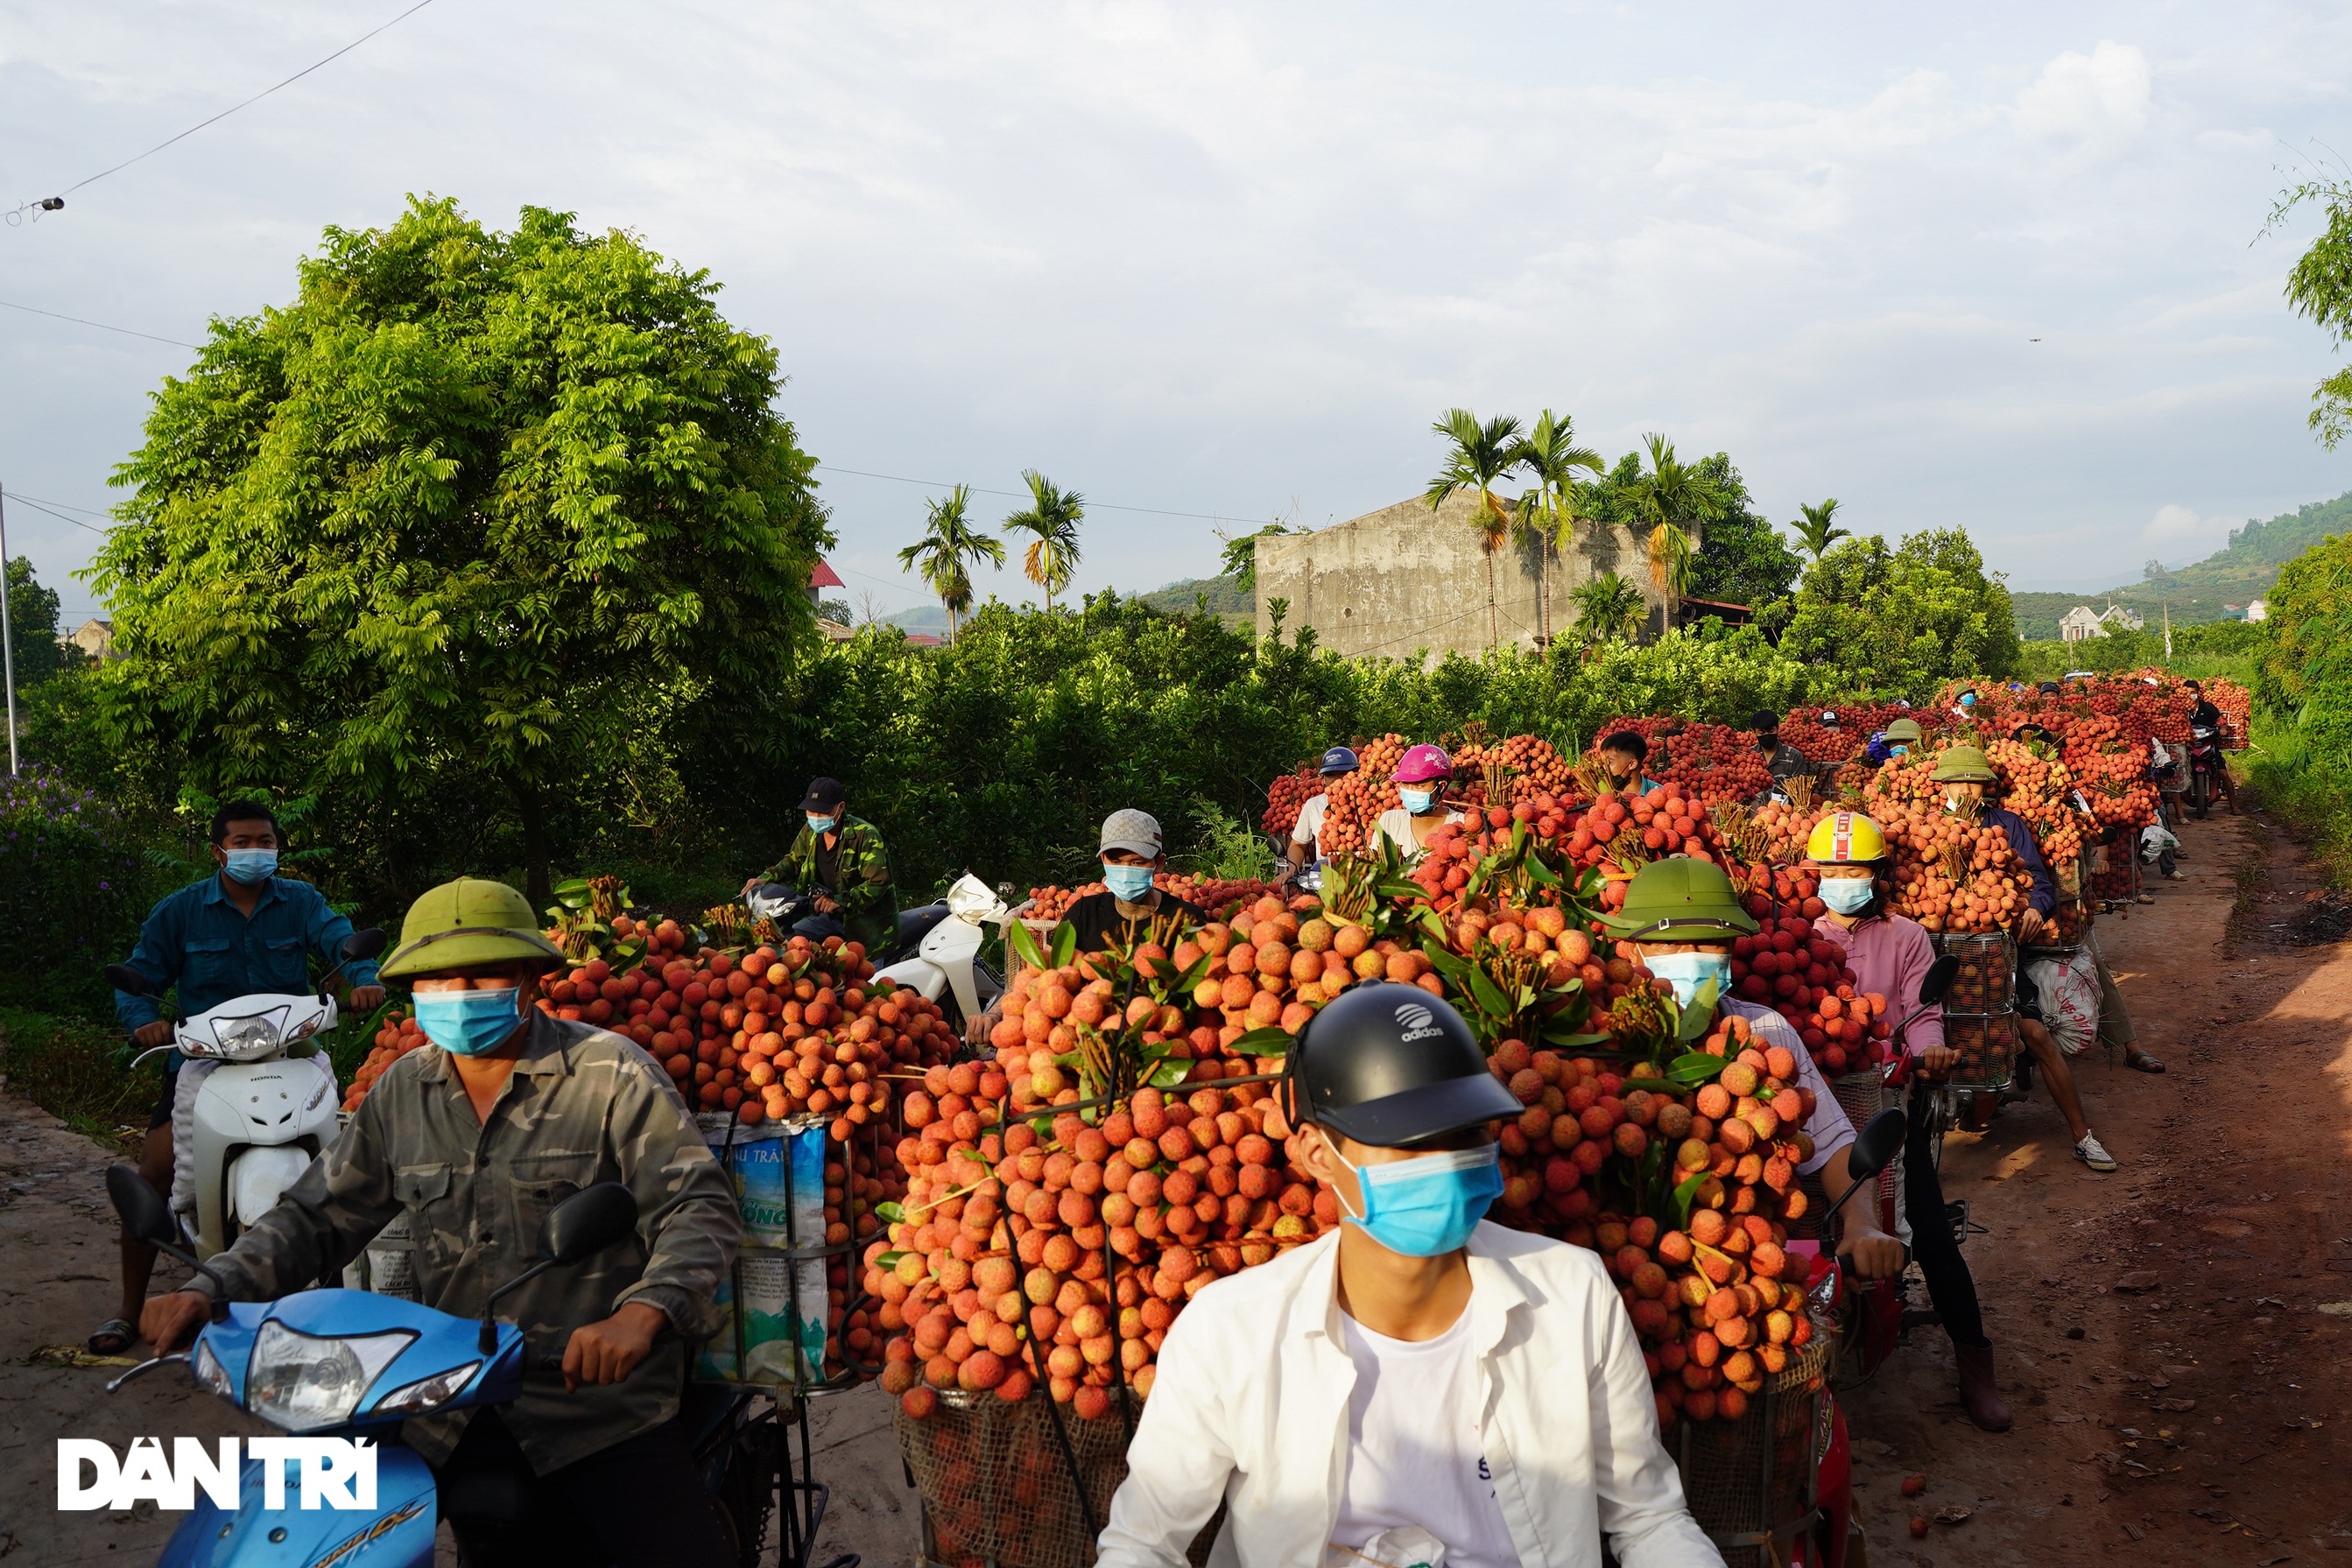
[2165,870,2187,881]
[2074,1132,2118,1172]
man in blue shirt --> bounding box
[94,799,382,1353]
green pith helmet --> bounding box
[1931,744,1997,784]
[379,877,569,980]
[1884,717,1923,745]
[1598,858,1761,944]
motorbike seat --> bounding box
[889,902,952,958]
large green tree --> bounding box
[4,557,85,687]
[1426,408,1525,648]
[88,197,832,904]
[1508,410,1604,646]
[899,485,1003,641]
[2271,172,2352,447]
[1002,472,1084,611]
[1776,527,2019,696]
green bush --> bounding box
[0,1005,153,1142]
[0,767,164,1016]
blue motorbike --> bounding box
[104,1167,856,1568]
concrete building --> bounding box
[1251,490,1675,660]
[2246,598,2269,622]
[62,618,121,662]
[2058,602,2144,642]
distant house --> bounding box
[816,619,855,643]
[2246,599,2269,622]
[2222,603,2243,620]
[2058,606,2106,643]
[63,618,121,662]
[2100,604,2144,632]
[807,558,845,610]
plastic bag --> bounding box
[1350,1525,1448,1568]
[2024,952,2100,1057]
[2138,823,2179,865]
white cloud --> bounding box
[2015,40,2152,157]
[2144,503,2205,541]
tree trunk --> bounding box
[517,780,551,908]
[1487,554,1498,648]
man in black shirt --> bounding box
[2182,680,2238,814]
[1750,709,1812,791]
[1064,808,1206,953]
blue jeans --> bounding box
[791,911,844,941]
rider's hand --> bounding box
[562,1301,668,1391]
[813,894,840,915]
[740,877,759,898]
[2018,907,2046,943]
[132,1019,175,1050]
[348,985,384,1014]
[1917,1044,1958,1079]
[141,1289,213,1354]
[1837,1224,1905,1281]
[966,1005,1003,1047]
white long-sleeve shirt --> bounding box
[1096,1223,1724,1568]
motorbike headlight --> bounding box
[246,1321,414,1431]
[190,1338,236,1399]
[371,1360,482,1417]
[212,1007,291,1058]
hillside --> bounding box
[2009,488,2352,639]
[1137,574,1251,616]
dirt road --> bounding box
[1844,806,2352,1563]
[3,801,2343,1564]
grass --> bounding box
[2239,710,2352,889]
[0,1004,153,1148]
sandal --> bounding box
[87,1318,137,1356]
[2123,1049,2165,1074]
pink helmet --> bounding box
[1392,743,1452,784]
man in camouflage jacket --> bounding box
[749,775,898,953]
[141,876,742,1567]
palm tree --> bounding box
[1567,572,1648,655]
[1508,409,1604,647]
[1000,471,1085,611]
[1426,408,1525,647]
[898,484,1004,641]
[1791,498,1848,562]
[1626,433,1729,629]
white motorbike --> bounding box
[870,874,1008,1030]
[106,928,385,1262]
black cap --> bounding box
[798,777,847,812]
[1286,982,1522,1150]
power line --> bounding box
[8,491,109,517]
[11,0,437,221]
[6,495,111,536]
[814,463,1273,527]
[0,298,201,348]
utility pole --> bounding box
[2163,600,2172,661]
[0,482,18,776]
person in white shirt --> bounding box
[1096,984,1722,1568]
[1283,746,1362,884]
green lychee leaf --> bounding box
[1670,1171,1710,1228]
[1231,1026,1294,1057]
[1666,1051,1727,1086]
[875,1201,905,1224]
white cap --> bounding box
[1099,808,1163,860]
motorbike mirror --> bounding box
[106,964,157,999]
[540,1182,638,1265]
[1844,1107,1907,1185]
[341,928,388,961]
[107,1164,180,1249]
[1917,954,1960,1008]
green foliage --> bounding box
[0,1005,155,1141]
[2012,619,2263,683]
[1214,524,1297,595]
[0,767,164,1016]
[898,485,1003,639]
[4,558,87,686]
[1174,796,1277,882]
[2271,172,2352,447]
[2252,531,2352,771]
[2243,707,2352,888]
[1567,573,1648,650]
[1790,499,1848,562]
[87,197,831,906]
[1777,528,2019,697]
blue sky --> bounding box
[4,2,2350,628]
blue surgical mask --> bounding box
[1324,1136,1502,1257]
[1820,877,1876,915]
[222,848,278,885]
[1959,693,1977,708]
[1890,744,1909,757]
[1644,951,1731,1011]
[1399,787,1436,814]
[806,812,837,836]
[1102,863,1155,901]
[412,987,525,1057]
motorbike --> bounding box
[107,929,386,1262]
[102,1167,854,1568]
[869,874,1007,1032]
[2187,721,2224,817]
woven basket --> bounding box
[1677,1332,1834,1568]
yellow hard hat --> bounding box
[1806,810,1888,865]
[380,877,569,980]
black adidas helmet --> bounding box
[1286,981,1521,1150]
